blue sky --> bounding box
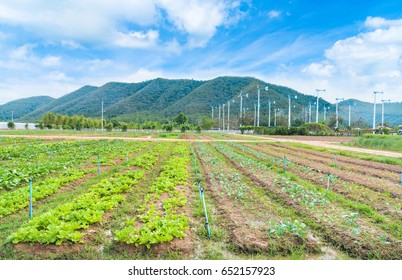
[1,0,402,105]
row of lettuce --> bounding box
[7,142,190,248]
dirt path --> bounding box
[229,133,402,158]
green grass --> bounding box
[347,134,402,153]
[0,129,153,138]
[287,142,402,166]
[156,132,181,139]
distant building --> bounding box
[0,122,37,130]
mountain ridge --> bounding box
[1,76,401,127]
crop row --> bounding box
[268,144,401,189]
[0,142,149,218]
[194,142,319,254]
[212,143,402,259]
[237,143,402,221]
[114,143,190,248]
[7,144,165,245]
[272,143,402,173]
[0,140,139,191]
[271,144,399,181]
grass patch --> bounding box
[347,134,402,153]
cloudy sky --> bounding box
[0,0,401,105]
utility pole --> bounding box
[238,91,248,127]
[227,100,230,131]
[316,89,326,123]
[348,102,356,127]
[288,95,297,129]
[381,99,391,127]
[101,99,104,131]
[373,91,383,132]
[211,106,214,120]
[335,98,344,129]
[274,109,278,127]
[268,101,274,127]
[222,104,225,132]
[253,103,256,126]
[256,86,269,126]
[218,105,221,131]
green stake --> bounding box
[97,154,101,175]
[29,178,33,220]
[200,187,211,238]
[327,174,331,191]
[283,156,287,173]
[400,169,402,185]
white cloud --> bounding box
[300,16,402,102]
[268,10,281,19]
[0,1,158,41]
[115,30,159,48]
[41,56,61,67]
[0,0,246,49]
[364,16,402,28]
[124,68,164,82]
[9,44,35,60]
[155,0,249,48]
[45,71,70,81]
[156,0,226,48]
[61,40,84,49]
[302,62,335,77]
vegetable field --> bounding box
[0,135,401,260]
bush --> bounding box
[300,122,334,136]
[121,123,128,132]
[7,121,15,130]
[163,123,174,132]
[180,124,190,133]
[105,123,113,132]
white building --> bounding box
[0,122,37,130]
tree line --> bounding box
[39,112,207,132]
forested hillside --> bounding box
[0,96,54,121]
[2,76,401,126]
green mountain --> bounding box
[19,85,98,121]
[6,76,402,127]
[0,96,55,121]
[336,99,402,128]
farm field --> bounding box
[0,133,401,260]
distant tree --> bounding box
[120,122,128,132]
[200,117,213,130]
[163,123,174,132]
[351,117,369,129]
[291,118,304,127]
[42,112,56,126]
[174,112,187,125]
[111,120,120,129]
[105,123,113,132]
[328,114,344,129]
[180,124,190,133]
[25,123,29,130]
[7,121,15,130]
[196,125,202,133]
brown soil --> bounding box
[14,242,85,258]
[179,134,197,140]
[195,145,276,253]
[219,146,402,259]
